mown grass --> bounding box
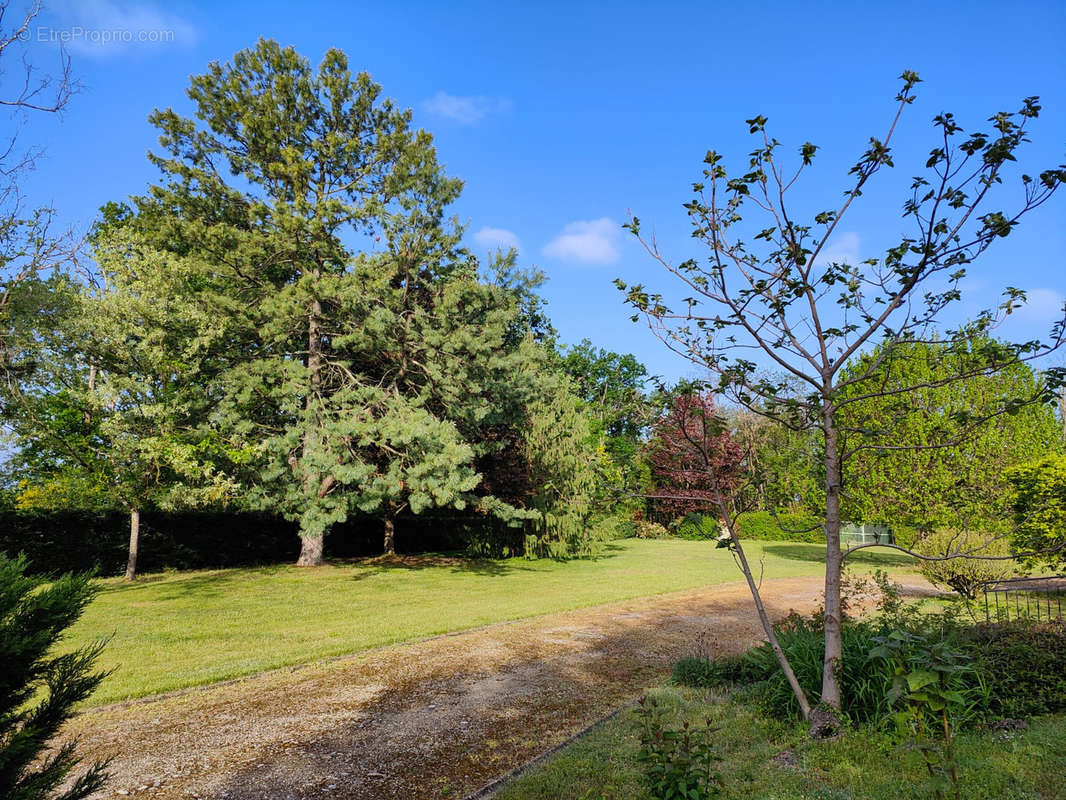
[65,538,914,706]
[493,687,1066,800]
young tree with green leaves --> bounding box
[618,72,1065,727]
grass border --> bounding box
[466,701,638,800]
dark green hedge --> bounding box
[0,509,523,576]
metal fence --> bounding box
[981,575,1066,623]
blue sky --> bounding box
[9,0,1066,382]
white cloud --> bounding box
[543,218,621,265]
[815,231,861,267]
[1014,288,1066,324]
[474,226,520,251]
[422,92,510,125]
[44,0,196,57]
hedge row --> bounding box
[736,511,824,543]
[672,511,825,543]
[0,509,525,576]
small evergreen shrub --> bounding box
[0,553,111,799]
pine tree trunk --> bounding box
[821,405,844,712]
[295,285,326,569]
[125,508,140,581]
[297,533,324,567]
[383,503,397,556]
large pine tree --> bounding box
[131,40,548,563]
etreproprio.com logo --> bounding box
[22,26,176,45]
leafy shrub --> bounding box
[869,630,973,799]
[741,615,905,723]
[914,529,1014,599]
[598,515,637,540]
[0,553,110,799]
[634,695,721,798]
[679,605,986,727]
[634,520,670,539]
[672,513,720,540]
[734,511,823,543]
[960,621,1066,718]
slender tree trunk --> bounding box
[821,404,844,712]
[297,533,324,567]
[719,500,812,720]
[125,508,140,581]
[383,502,397,556]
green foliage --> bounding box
[559,339,649,446]
[0,554,110,799]
[734,511,823,543]
[1006,453,1066,567]
[521,365,603,558]
[678,592,989,729]
[869,631,972,800]
[727,408,822,516]
[741,616,906,724]
[634,695,722,799]
[839,337,1061,533]
[107,38,575,558]
[914,530,1014,599]
[672,514,719,540]
[672,654,758,688]
[3,228,244,567]
[961,621,1066,718]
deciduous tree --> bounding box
[645,390,743,521]
[839,335,1061,534]
[618,72,1065,725]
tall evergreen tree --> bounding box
[132,39,553,562]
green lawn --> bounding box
[64,538,914,705]
[493,687,1066,800]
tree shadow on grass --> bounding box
[762,543,915,568]
[341,552,536,581]
[95,568,249,597]
[343,541,630,581]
